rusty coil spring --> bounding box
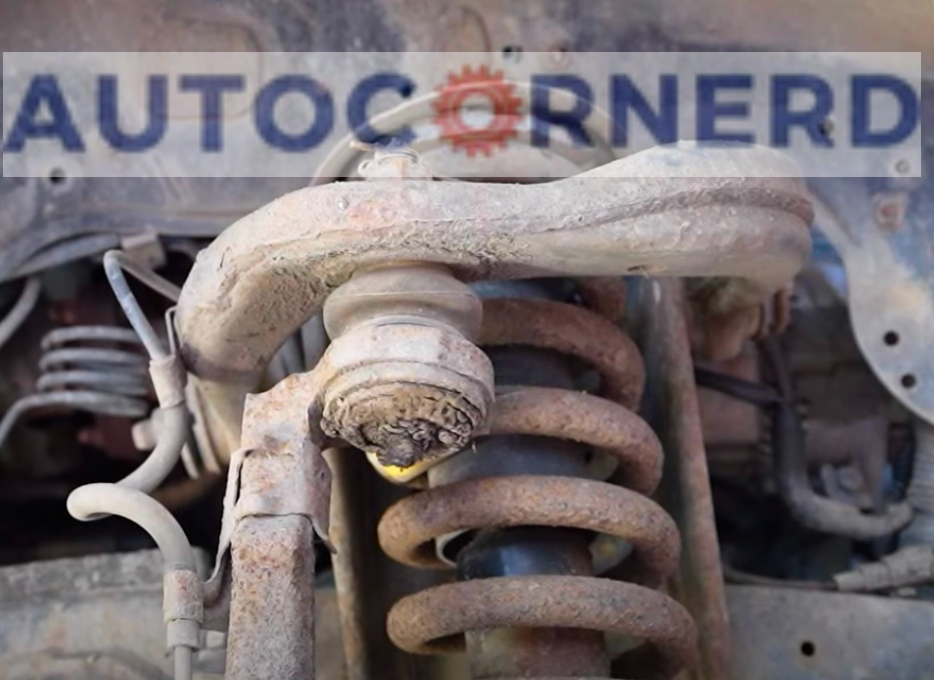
[377,293,697,680]
[0,326,150,452]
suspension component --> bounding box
[180,146,812,680]
[0,325,150,452]
[377,284,696,680]
[176,144,813,460]
[61,251,202,680]
[319,263,494,470]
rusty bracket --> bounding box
[209,373,336,679]
[202,373,335,633]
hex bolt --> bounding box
[318,263,494,469]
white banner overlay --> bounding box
[2,51,922,178]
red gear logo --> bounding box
[432,65,522,158]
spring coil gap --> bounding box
[0,326,150,451]
[377,291,697,680]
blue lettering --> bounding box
[2,75,84,152]
[255,75,334,152]
[347,73,415,146]
[179,74,244,152]
[696,75,754,144]
[611,74,678,146]
[99,75,168,152]
[772,75,834,148]
[852,75,918,147]
[530,75,593,147]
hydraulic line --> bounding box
[65,249,200,680]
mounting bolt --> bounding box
[317,263,494,470]
[358,146,433,180]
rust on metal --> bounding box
[386,575,697,680]
[172,148,811,680]
[376,277,699,680]
[225,515,316,680]
[322,379,485,468]
[574,277,628,321]
[322,263,483,341]
[460,532,610,680]
[488,386,664,495]
[325,447,374,680]
[480,298,645,409]
[175,145,812,458]
[316,264,494,467]
[237,372,335,544]
[162,569,204,625]
[632,278,734,680]
[221,379,330,679]
[316,318,494,468]
[240,371,321,453]
[467,625,609,680]
[378,475,679,587]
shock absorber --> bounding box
[178,146,812,680]
[367,275,696,680]
[0,325,150,452]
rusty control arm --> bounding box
[174,144,812,680]
[176,144,813,459]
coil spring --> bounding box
[376,290,697,680]
[0,326,150,451]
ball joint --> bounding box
[318,264,494,472]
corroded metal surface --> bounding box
[573,277,628,322]
[326,447,374,680]
[379,475,679,585]
[460,532,609,680]
[225,515,317,680]
[632,278,733,680]
[467,625,609,680]
[322,263,482,341]
[234,372,335,548]
[727,585,934,680]
[387,575,696,680]
[378,292,698,679]
[319,263,493,467]
[175,145,812,457]
[488,386,664,495]
[318,323,493,468]
[327,447,453,680]
[219,380,330,680]
[479,298,645,409]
